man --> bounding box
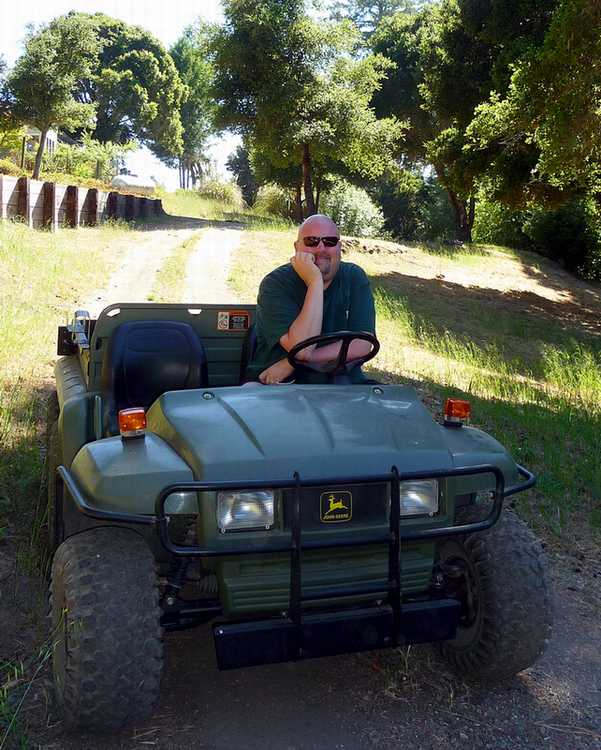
[245,214,376,384]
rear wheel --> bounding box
[50,527,163,732]
[439,509,552,681]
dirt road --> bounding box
[184,226,243,303]
[7,223,601,750]
[40,562,600,750]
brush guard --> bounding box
[57,463,535,669]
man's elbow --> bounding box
[279,333,312,361]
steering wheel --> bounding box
[287,331,380,376]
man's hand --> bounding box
[291,251,322,287]
[259,357,295,384]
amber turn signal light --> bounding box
[443,398,471,427]
[118,407,147,438]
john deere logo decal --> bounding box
[320,491,352,523]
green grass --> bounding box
[160,189,293,231]
[230,232,601,541]
[0,219,133,570]
[147,230,204,302]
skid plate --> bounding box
[213,599,460,670]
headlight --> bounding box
[217,490,275,532]
[399,480,438,517]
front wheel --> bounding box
[50,528,163,732]
[439,509,552,681]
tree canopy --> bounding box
[211,0,400,216]
[156,21,217,188]
[467,0,601,202]
[370,0,568,239]
[7,15,99,178]
[327,0,424,37]
[69,13,185,157]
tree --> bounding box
[372,0,557,240]
[166,21,216,188]
[467,0,601,203]
[0,56,25,157]
[211,0,400,218]
[7,16,99,178]
[226,144,259,206]
[327,0,424,38]
[70,13,185,158]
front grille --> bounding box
[282,482,389,531]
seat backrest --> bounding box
[101,320,208,435]
[239,324,257,383]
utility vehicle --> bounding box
[46,302,552,732]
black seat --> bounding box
[101,320,208,435]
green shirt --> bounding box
[246,261,376,384]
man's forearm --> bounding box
[280,278,324,358]
[305,339,373,364]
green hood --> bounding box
[146,385,515,485]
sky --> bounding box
[0,0,240,189]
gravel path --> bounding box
[183,226,244,303]
[81,226,200,316]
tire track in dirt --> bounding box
[81,226,201,316]
[183,226,244,304]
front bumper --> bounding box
[56,463,535,669]
[214,599,460,669]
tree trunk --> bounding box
[294,184,303,223]
[315,175,321,214]
[302,143,316,216]
[32,128,48,180]
[448,189,474,243]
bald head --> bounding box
[296,214,339,241]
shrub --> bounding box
[472,195,529,248]
[253,183,295,219]
[371,171,455,242]
[523,198,601,280]
[43,136,136,182]
[198,178,245,209]
[320,179,384,238]
[0,158,25,176]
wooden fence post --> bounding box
[66,186,79,228]
[43,181,57,231]
[17,177,31,227]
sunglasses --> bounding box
[302,235,340,248]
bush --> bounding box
[0,158,25,176]
[523,198,601,280]
[320,179,384,238]
[43,136,136,182]
[371,171,455,242]
[197,178,245,209]
[253,183,295,219]
[472,195,529,248]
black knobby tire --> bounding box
[46,390,62,555]
[439,508,552,681]
[50,527,164,732]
